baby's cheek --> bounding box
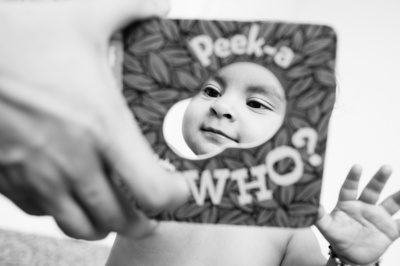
[241,116,280,143]
[239,122,264,143]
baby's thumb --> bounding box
[314,205,332,234]
[87,0,170,37]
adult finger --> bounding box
[0,176,45,216]
[380,190,400,216]
[0,159,106,239]
[49,137,140,236]
[70,166,130,234]
[338,165,362,202]
[71,162,160,238]
[47,128,164,239]
[24,155,110,240]
[358,165,392,204]
[49,193,109,240]
[102,108,190,214]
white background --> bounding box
[1,0,399,265]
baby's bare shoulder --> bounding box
[280,228,326,266]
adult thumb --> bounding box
[102,105,190,214]
[85,0,170,37]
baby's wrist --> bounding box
[328,246,381,266]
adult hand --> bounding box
[316,165,400,265]
[0,0,189,240]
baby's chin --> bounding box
[190,140,238,156]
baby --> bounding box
[107,61,399,266]
[182,62,286,155]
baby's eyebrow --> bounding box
[210,74,226,88]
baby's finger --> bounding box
[380,190,400,216]
[358,165,392,204]
[338,165,362,202]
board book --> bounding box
[122,19,337,227]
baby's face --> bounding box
[182,62,286,155]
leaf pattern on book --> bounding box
[295,180,322,201]
[147,89,180,102]
[257,209,274,225]
[274,129,289,147]
[175,69,201,91]
[296,89,326,109]
[160,20,180,41]
[275,208,290,227]
[259,23,277,42]
[220,210,248,225]
[276,23,299,39]
[179,20,197,33]
[315,68,336,86]
[303,37,333,55]
[289,115,311,130]
[199,21,223,40]
[161,48,193,66]
[124,53,143,73]
[129,34,165,54]
[322,92,336,113]
[286,66,314,79]
[289,203,318,216]
[217,21,237,34]
[175,202,211,219]
[307,105,322,125]
[201,206,219,223]
[124,74,158,91]
[132,106,163,126]
[306,52,331,66]
[292,30,304,51]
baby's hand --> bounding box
[316,165,400,265]
[0,0,189,240]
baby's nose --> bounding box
[210,100,237,121]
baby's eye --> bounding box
[247,99,273,110]
[202,86,221,98]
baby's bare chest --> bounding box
[107,222,293,266]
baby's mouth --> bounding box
[201,127,238,143]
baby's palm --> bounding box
[316,166,400,265]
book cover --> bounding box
[122,19,337,227]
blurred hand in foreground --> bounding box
[0,0,189,240]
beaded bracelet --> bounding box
[328,246,380,266]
